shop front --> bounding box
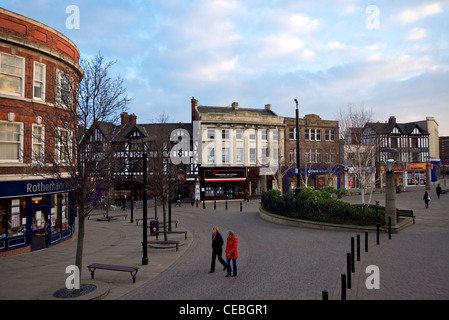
[199,167,247,200]
[406,163,431,187]
[0,179,75,256]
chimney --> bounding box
[265,104,272,111]
[121,112,129,126]
[191,96,199,121]
[388,116,396,124]
[130,113,137,125]
[232,102,239,110]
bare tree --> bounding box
[338,103,377,206]
[32,53,131,281]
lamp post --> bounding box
[294,99,301,195]
[385,158,397,227]
[142,153,148,265]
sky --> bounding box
[2,0,449,135]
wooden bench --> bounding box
[146,220,179,228]
[147,240,180,251]
[88,213,127,221]
[135,217,157,226]
[87,263,139,283]
[397,209,415,224]
[154,230,187,240]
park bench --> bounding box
[87,263,139,283]
[135,217,157,226]
[397,209,415,224]
[87,213,127,221]
[147,240,180,251]
[154,230,187,240]
[143,220,179,228]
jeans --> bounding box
[226,258,237,276]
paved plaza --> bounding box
[0,183,448,301]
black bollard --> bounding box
[346,253,352,289]
[240,201,242,212]
[357,234,360,261]
[203,200,205,209]
[214,200,216,210]
[196,199,198,208]
[351,237,355,272]
[341,274,347,300]
[225,200,228,211]
[365,232,368,252]
[322,290,328,300]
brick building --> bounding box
[0,8,83,255]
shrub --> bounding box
[261,187,385,226]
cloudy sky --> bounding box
[3,0,449,134]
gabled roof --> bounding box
[364,121,429,136]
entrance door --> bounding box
[31,207,48,250]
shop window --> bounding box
[0,198,27,239]
[61,193,69,230]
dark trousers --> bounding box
[211,248,226,272]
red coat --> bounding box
[225,234,238,259]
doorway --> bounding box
[31,206,48,251]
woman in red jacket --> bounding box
[225,231,238,277]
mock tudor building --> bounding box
[0,8,83,255]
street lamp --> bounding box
[294,99,301,195]
[381,148,397,228]
[142,153,148,265]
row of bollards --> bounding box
[194,199,244,212]
[323,221,393,300]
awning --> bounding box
[205,178,246,182]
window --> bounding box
[222,148,230,163]
[222,129,229,140]
[33,62,46,100]
[305,129,321,141]
[261,129,267,141]
[32,124,45,162]
[249,148,256,164]
[0,198,27,238]
[57,70,73,107]
[306,149,322,163]
[207,128,215,140]
[236,129,243,140]
[0,53,25,96]
[0,121,23,162]
[249,130,256,141]
[55,128,72,163]
[207,147,215,163]
[325,130,335,141]
[236,148,244,163]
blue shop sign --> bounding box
[0,179,71,198]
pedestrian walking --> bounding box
[436,184,442,199]
[175,194,181,207]
[225,230,239,277]
[244,189,250,202]
[121,195,127,210]
[209,226,226,273]
[423,191,430,209]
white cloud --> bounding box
[406,27,428,41]
[398,2,443,24]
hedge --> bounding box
[261,187,385,226]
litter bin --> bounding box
[150,219,159,236]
